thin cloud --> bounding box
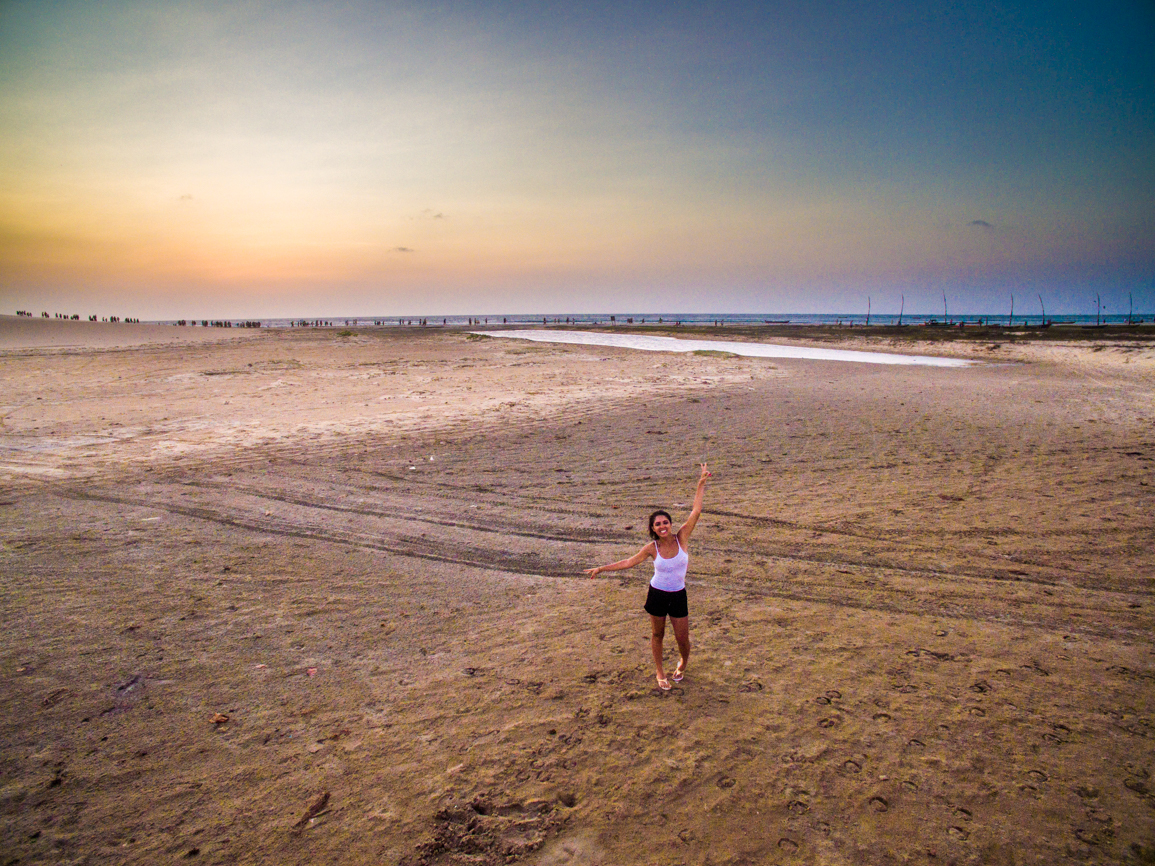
[969,219,992,228]
[392,246,415,253]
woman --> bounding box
[585,463,712,690]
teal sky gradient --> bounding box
[1,0,1152,318]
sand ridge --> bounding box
[0,315,267,351]
[0,328,781,483]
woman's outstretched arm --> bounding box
[677,463,712,544]
[584,543,654,578]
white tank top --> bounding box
[650,537,688,592]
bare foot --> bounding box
[672,663,685,683]
[656,675,671,691]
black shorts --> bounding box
[645,586,689,619]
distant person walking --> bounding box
[585,464,712,690]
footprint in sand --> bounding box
[869,796,888,813]
[1040,721,1072,743]
[777,838,799,852]
[418,795,566,863]
[947,826,970,840]
[1124,778,1149,794]
[840,760,862,775]
[1075,827,1107,846]
[1123,763,1149,780]
[536,831,604,865]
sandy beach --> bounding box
[1,316,1153,865]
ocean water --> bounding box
[474,330,976,367]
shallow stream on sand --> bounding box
[476,330,976,367]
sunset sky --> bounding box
[1,1,1152,320]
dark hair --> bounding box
[648,510,673,541]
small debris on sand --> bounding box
[292,791,330,831]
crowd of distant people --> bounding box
[16,310,138,322]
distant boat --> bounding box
[762,319,790,324]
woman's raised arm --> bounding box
[677,463,712,544]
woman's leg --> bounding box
[670,616,691,679]
[649,614,669,687]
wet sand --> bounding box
[1,318,1153,864]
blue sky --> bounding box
[1,0,1152,318]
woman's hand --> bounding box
[699,462,712,482]
[584,567,601,578]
